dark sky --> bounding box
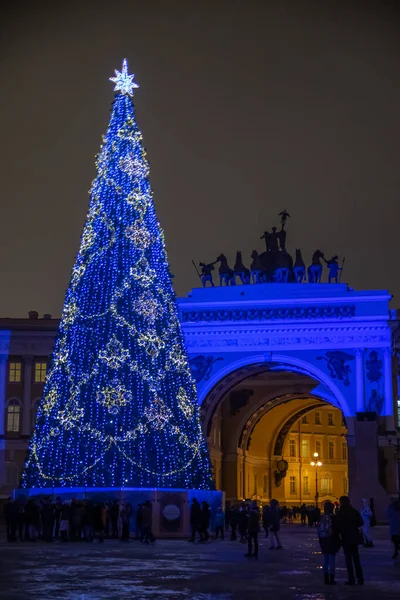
[1,0,400,317]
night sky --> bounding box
[1,0,400,318]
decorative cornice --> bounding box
[184,325,391,350]
[181,305,356,323]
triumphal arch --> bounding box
[179,281,399,519]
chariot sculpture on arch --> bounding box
[194,209,346,286]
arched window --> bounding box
[6,399,21,433]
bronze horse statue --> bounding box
[216,254,235,286]
[293,249,306,283]
[308,250,324,283]
[234,251,251,284]
[250,250,263,283]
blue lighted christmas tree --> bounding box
[21,60,213,490]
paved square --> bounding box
[0,526,399,599]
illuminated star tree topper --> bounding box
[109,58,139,96]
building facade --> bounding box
[1,283,400,518]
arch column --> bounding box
[355,349,364,412]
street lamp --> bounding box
[310,452,323,508]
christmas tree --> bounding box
[21,60,213,490]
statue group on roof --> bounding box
[195,210,344,287]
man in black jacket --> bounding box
[245,502,260,559]
[336,496,364,585]
[188,498,203,542]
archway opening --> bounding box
[206,368,349,506]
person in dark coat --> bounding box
[245,502,260,559]
[4,498,17,542]
[229,505,238,541]
[41,499,55,542]
[269,499,282,549]
[188,498,203,542]
[120,502,132,542]
[141,500,154,543]
[136,504,143,540]
[336,495,364,585]
[262,505,270,538]
[54,498,62,540]
[110,500,119,539]
[238,503,248,543]
[317,501,341,585]
[201,501,211,541]
[92,503,105,543]
[387,498,400,558]
[300,503,307,526]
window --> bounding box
[328,412,334,426]
[314,412,321,425]
[263,475,268,494]
[303,476,309,494]
[8,362,21,383]
[315,440,321,456]
[301,415,308,424]
[6,462,19,487]
[321,478,332,494]
[301,439,309,458]
[397,400,400,428]
[289,439,296,457]
[289,476,296,495]
[342,442,348,460]
[35,362,47,383]
[328,441,335,459]
[343,477,348,495]
[6,400,21,433]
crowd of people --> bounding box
[3,493,400,588]
[3,497,155,544]
[190,495,400,586]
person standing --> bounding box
[238,503,248,543]
[262,504,270,538]
[245,502,260,559]
[317,501,341,585]
[336,496,364,585]
[387,498,400,559]
[120,502,131,542]
[229,505,238,541]
[360,499,373,547]
[201,501,211,542]
[41,499,54,543]
[110,500,119,539]
[188,498,203,542]
[269,499,282,549]
[141,500,154,543]
[59,502,70,542]
[214,507,225,540]
[300,503,307,526]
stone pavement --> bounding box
[0,525,399,600]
